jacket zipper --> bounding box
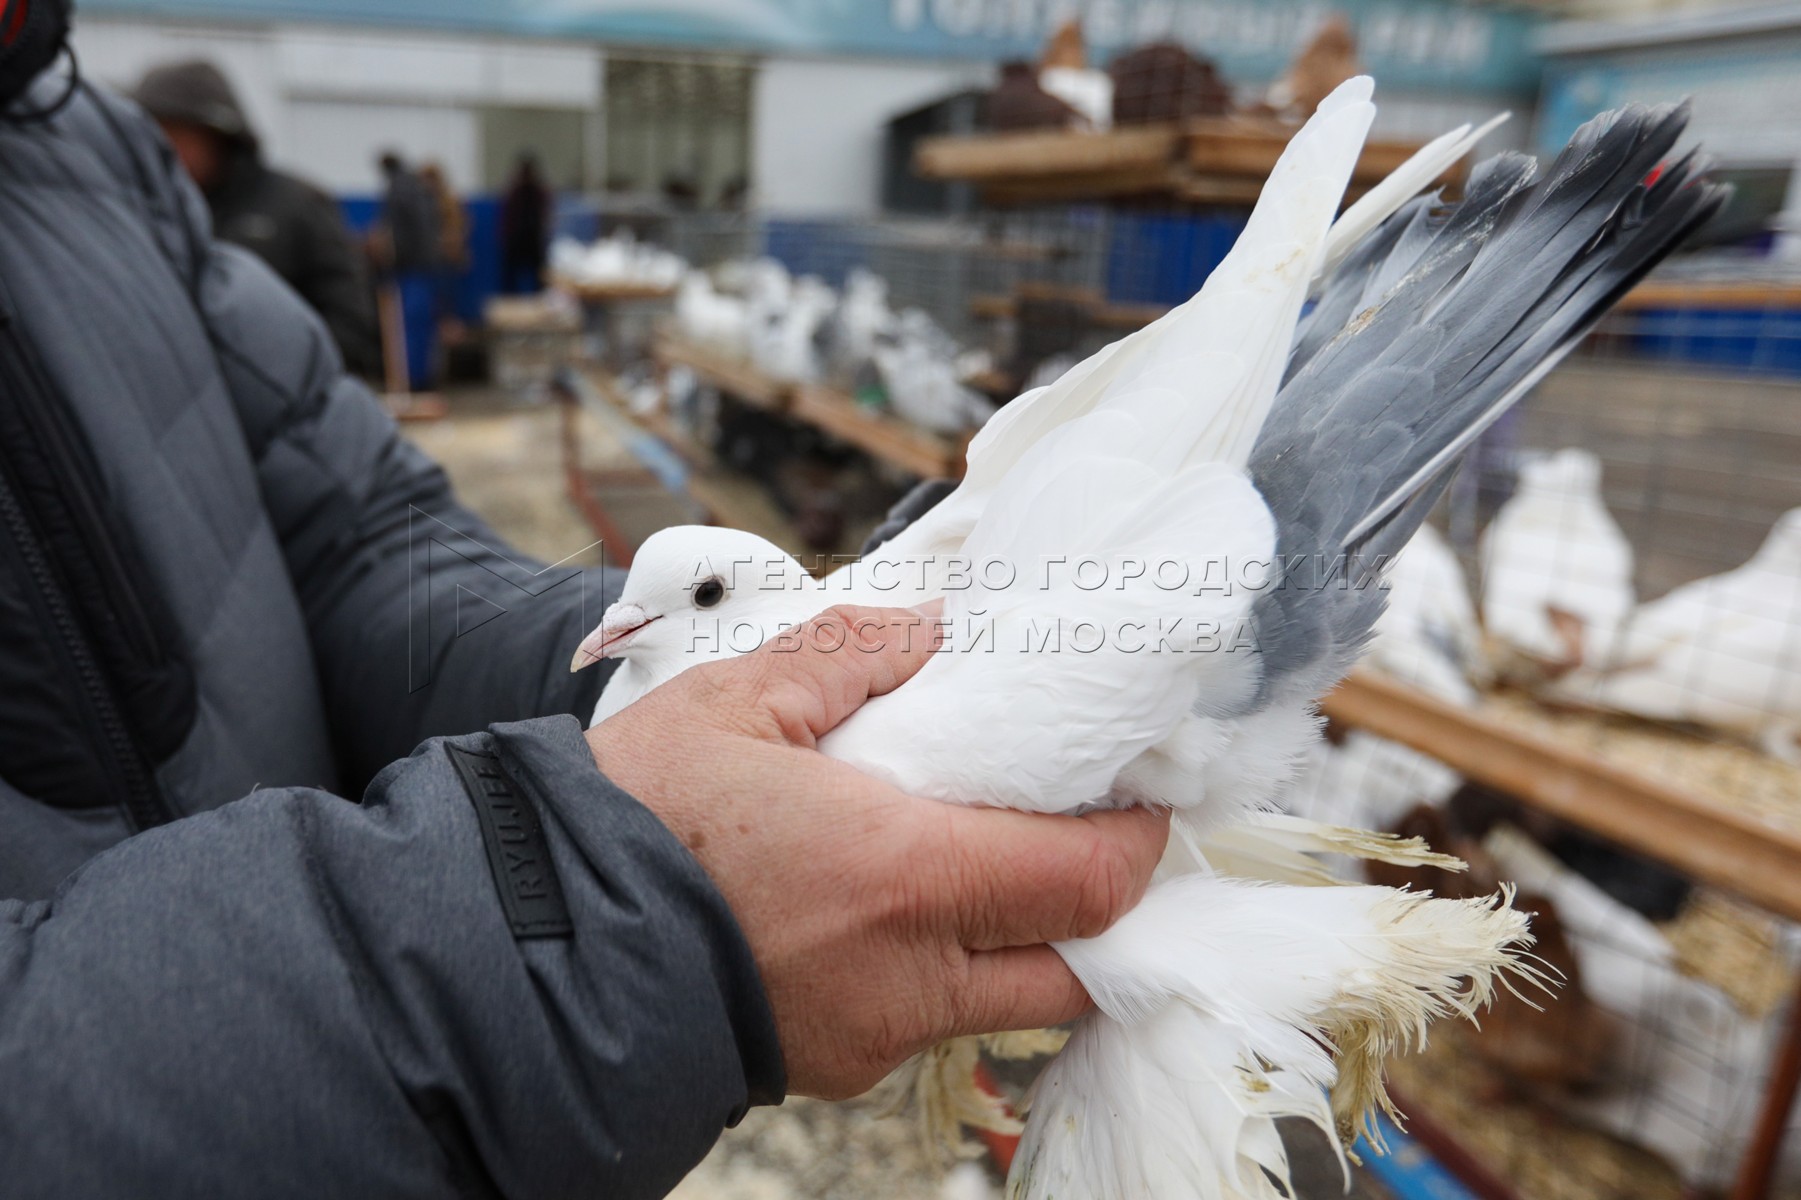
[0,315,171,831]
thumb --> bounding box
[732,605,942,747]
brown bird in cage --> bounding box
[1367,803,1611,1093]
[1109,42,1234,125]
[1041,17,1086,70]
[987,60,1082,131]
[1266,14,1363,119]
[1036,18,1113,129]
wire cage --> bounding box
[1287,282,1801,1199]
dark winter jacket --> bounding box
[0,74,782,1197]
[210,149,385,378]
[133,57,382,377]
[384,163,443,274]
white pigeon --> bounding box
[821,267,897,383]
[574,89,1722,1199]
[750,273,835,384]
[552,232,686,289]
[1368,523,1489,705]
[873,309,994,435]
[675,270,751,358]
[1480,448,1636,672]
[1284,732,1464,860]
[1549,507,1801,760]
[1483,825,1801,1189]
[1038,65,1114,130]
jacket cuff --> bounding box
[482,715,786,1113]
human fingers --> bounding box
[945,805,1172,950]
[726,605,941,747]
[944,945,1092,1040]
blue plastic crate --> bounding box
[1106,210,1247,307]
[1631,306,1801,376]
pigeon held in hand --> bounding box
[575,82,1724,1199]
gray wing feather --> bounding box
[1239,101,1727,710]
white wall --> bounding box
[72,18,601,193]
[752,56,992,216]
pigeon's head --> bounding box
[570,525,816,674]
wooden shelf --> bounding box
[915,123,1183,182]
[653,336,793,412]
[1321,671,1801,924]
[1185,115,1438,186]
[1615,279,1801,312]
[653,337,967,479]
[915,119,1436,208]
[970,290,1168,330]
[551,276,677,305]
[791,383,968,480]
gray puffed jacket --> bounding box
[0,75,782,1197]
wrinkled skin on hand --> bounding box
[588,605,1171,1099]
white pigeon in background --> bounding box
[1038,65,1113,129]
[675,270,751,358]
[1284,732,1465,862]
[1368,524,1489,705]
[551,232,686,289]
[1480,448,1636,673]
[1549,507,1801,760]
[574,86,1723,1200]
[821,267,897,382]
[750,273,835,383]
[873,309,995,435]
[1483,825,1801,1189]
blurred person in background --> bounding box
[134,59,382,378]
[499,151,553,293]
[376,149,443,390]
[420,160,471,347]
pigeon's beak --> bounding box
[570,603,659,672]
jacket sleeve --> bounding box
[0,716,785,1200]
[196,218,618,790]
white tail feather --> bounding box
[1010,876,1538,1198]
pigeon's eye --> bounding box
[693,578,727,609]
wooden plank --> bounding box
[915,124,1181,181]
[1171,174,1271,206]
[791,383,964,479]
[1616,279,1801,311]
[1186,117,1436,184]
[550,276,677,304]
[1320,671,1801,924]
[968,292,1169,330]
[653,335,792,412]
[979,163,1185,206]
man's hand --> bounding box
[587,605,1170,1100]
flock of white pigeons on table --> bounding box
[549,231,687,291]
[673,257,999,433]
[573,77,1737,1200]
[545,235,1007,434]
